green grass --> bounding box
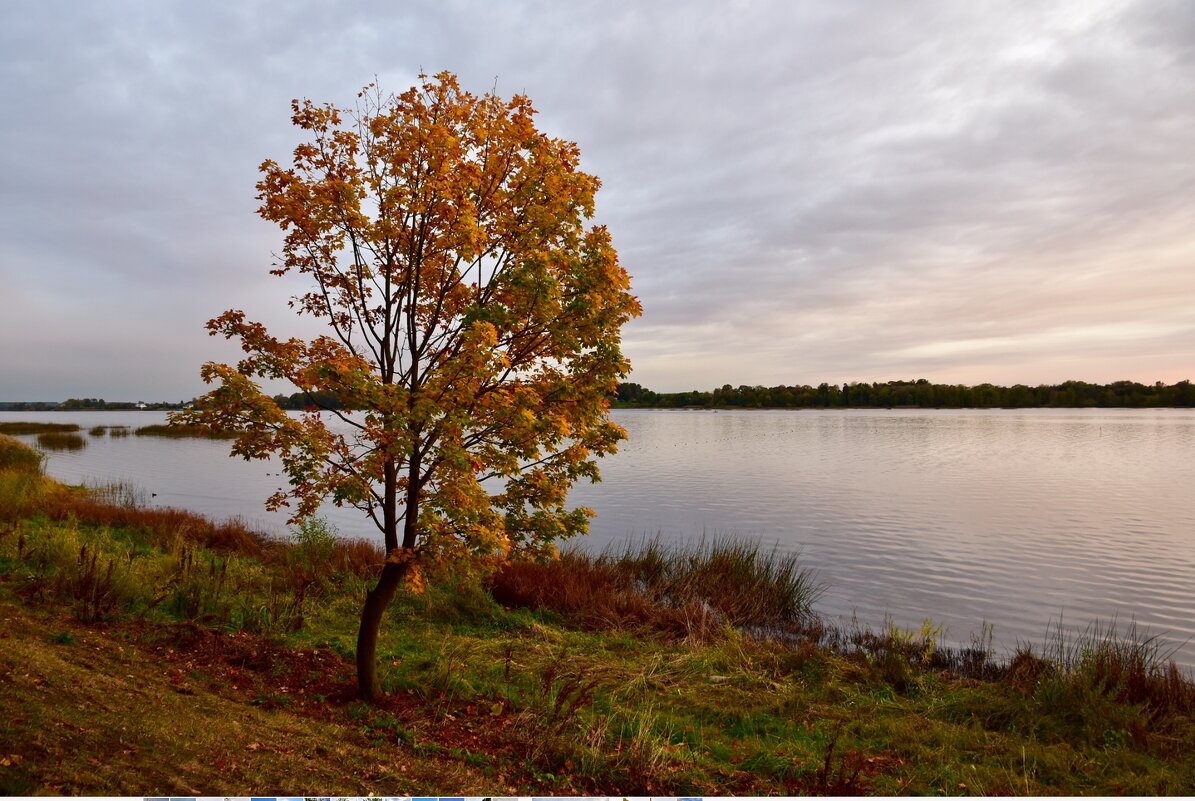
[0,434,1192,795]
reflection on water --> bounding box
[5,407,1194,665]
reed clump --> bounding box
[0,422,81,435]
[85,479,148,508]
[88,425,107,437]
[1032,620,1195,722]
[35,431,86,451]
[133,423,239,439]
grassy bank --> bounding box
[0,434,1192,795]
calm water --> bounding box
[5,408,1194,664]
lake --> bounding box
[4,407,1194,665]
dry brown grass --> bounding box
[491,551,672,633]
[330,536,386,577]
[490,539,821,641]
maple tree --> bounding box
[178,72,640,700]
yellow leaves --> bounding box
[403,565,426,594]
[385,547,417,566]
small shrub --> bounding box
[290,516,338,577]
[277,517,341,623]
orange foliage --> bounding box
[177,71,640,561]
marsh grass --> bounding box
[0,434,46,473]
[35,431,87,451]
[0,422,80,435]
[1034,619,1195,723]
[134,423,239,439]
[85,479,148,508]
[490,536,822,640]
[88,425,107,437]
[107,426,131,438]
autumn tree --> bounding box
[177,72,640,701]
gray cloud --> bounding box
[1,0,1192,399]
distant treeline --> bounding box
[0,399,186,411]
[0,395,342,412]
[615,379,1195,409]
[8,380,1193,413]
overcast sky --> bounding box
[1,0,1193,399]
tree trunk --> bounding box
[357,434,421,701]
[356,558,407,701]
[357,453,421,702]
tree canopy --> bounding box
[178,72,640,699]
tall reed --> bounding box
[0,422,80,435]
[36,431,86,451]
[133,423,239,439]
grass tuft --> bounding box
[1035,619,1195,718]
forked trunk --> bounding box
[356,559,407,701]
